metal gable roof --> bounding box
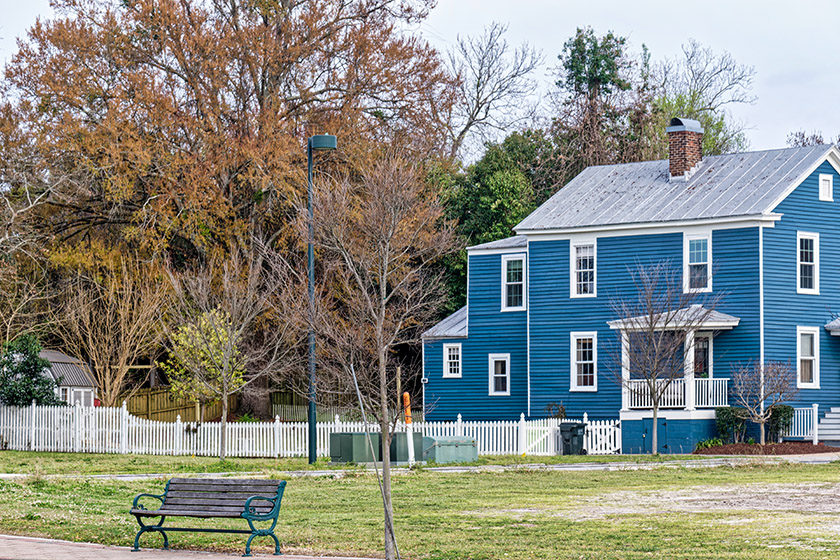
[467,235,527,251]
[422,306,467,339]
[516,145,836,232]
[39,350,96,388]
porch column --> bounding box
[684,330,696,411]
[620,331,630,411]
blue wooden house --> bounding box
[422,118,840,453]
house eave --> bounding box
[515,214,781,237]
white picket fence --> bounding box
[0,403,622,458]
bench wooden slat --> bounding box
[166,491,279,500]
[168,478,284,487]
[164,497,274,506]
[132,508,245,519]
[166,484,281,494]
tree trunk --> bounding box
[651,404,659,455]
[759,422,766,446]
[220,393,228,461]
[379,351,396,560]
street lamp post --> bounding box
[307,134,337,465]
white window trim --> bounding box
[570,331,598,392]
[442,343,462,378]
[683,232,712,293]
[796,326,820,389]
[488,353,511,396]
[570,239,597,298]
[819,173,834,202]
[796,231,820,295]
[691,331,713,379]
[500,254,526,312]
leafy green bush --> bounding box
[236,412,261,423]
[695,437,723,451]
[715,407,747,443]
[0,335,63,407]
[767,404,794,443]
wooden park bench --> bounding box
[130,478,287,557]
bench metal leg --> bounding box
[132,516,168,552]
[243,529,282,557]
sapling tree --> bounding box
[729,360,799,445]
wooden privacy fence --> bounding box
[0,404,622,457]
[121,387,237,423]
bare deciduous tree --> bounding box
[163,241,305,461]
[445,22,542,160]
[307,149,456,559]
[53,259,170,407]
[730,361,799,445]
[0,258,50,346]
[609,261,723,454]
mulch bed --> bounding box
[694,441,840,455]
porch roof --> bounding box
[825,317,840,335]
[607,304,740,331]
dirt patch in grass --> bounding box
[694,441,840,455]
[566,481,840,520]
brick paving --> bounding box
[0,534,376,560]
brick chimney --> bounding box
[666,117,704,180]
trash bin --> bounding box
[558,422,587,455]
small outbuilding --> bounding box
[39,350,97,406]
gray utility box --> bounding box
[390,432,423,464]
[556,422,587,455]
[330,432,381,463]
[422,436,478,464]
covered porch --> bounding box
[608,305,740,412]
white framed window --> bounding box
[684,233,711,293]
[60,387,69,403]
[797,232,819,295]
[501,255,526,311]
[693,333,713,378]
[570,241,596,297]
[442,343,462,378]
[797,326,819,388]
[820,174,834,202]
[570,332,597,392]
[488,353,510,396]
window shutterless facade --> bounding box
[684,233,711,292]
[797,326,819,388]
[797,232,819,294]
[488,353,510,396]
[570,332,597,391]
[693,334,712,378]
[442,343,462,378]
[570,241,596,297]
[819,173,834,201]
[501,254,526,311]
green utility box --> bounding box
[421,436,478,464]
[389,432,424,464]
[329,432,381,463]
[558,422,587,455]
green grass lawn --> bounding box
[1,453,839,559]
[0,451,712,476]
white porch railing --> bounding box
[626,378,728,410]
[694,378,729,408]
[783,404,819,444]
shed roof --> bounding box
[40,350,96,388]
[467,235,527,252]
[516,145,838,232]
[422,306,467,339]
[825,318,840,334]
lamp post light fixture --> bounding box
[307,134,337,464]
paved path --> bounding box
[0,534,375,560]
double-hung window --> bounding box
[488,354,510,396]
[684,234,711,292]
[571,241,596,297]
[797,326,819,388]
[442,343,462,378]
[820,174,834,201]
[693,334,711,378]
[570,332,597,391]
[797,232,819,294]
[501,255,526,311]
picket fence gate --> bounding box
[0,403,621,458]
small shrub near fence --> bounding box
[0,404,622,458]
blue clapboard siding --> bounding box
[765,162,840,413]
[424,252,528,421]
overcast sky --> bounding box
[3,0,839,151]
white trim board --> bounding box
[619,409,717,421]
[516,214,781,238]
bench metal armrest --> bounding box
[132,493,165,511]
[242,495,280,520]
